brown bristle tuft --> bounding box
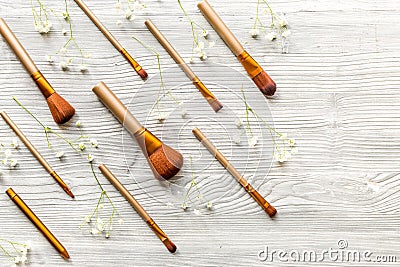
[46,92,75,124]
[148,144,183,180]
[208,99,223,113]
[252,71,276,96]
[266,204,277,218]
[163,239,177,253]
[138,69,148,79]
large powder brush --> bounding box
[197,1,276,96]
[0,18,75,124]
[92,82,183,180]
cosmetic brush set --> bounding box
[0,0,277,258]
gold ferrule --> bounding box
[31,71,55,98]
[120,48,142,73]
[192,77,218,102]
[237,51,263,79]
[146,219,168,242]
[134,127,163,156]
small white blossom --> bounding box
[279,133,287,140]
[208,41,215,48]
[199,53,208,61]
[266,31,277,41]
[235,118,243,128]
[248,136,258,147]
[45,54,54,63]
[249,28,260,37]
[181,108,188,118]
[62,28,67,35]
[59,47,67,54]
[90,228,100,235]
[84,215,91,223]
[87,154,94,162]
[193,209,201,215]
[201,30,209,38]
[288,138,295,147]
[59,61,68,70]
[80,64,87,72]
[62,12,69,19]
[291,147,298,155]
[181,203,187,211]
[9,159,18,167]
[115,2,121,9]
[84,53,91,59]
[99,203,104,209]
[24,241,32,250]
[116,20,123,26]
[10,138,19,149]
[157,112,168,122]
[105,233,110,238]
[76,120,81,127]
[79,142,86,151]
[278,16,288,27]
[125,9,134,20]
[206,201,213,210]
[90,138,99,148]
[232,134,241,145]
[55,151,65,159]
[4,149,12,158]
[282,30,291,38]
[118,218,124,224]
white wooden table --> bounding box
[1,0,399,266]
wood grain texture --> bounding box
[1,0,400,266]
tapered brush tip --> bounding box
[137,69,148,79]
[253,71,276,96]
[266,204,277,218]
[149,144,183,180]
[46,92,75,124]
[208,99,223,113]
[163,239,177,253]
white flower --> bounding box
[79,142,86,151]
[105,233,110,238]
[14,256,21,264]
[249,28,259,37]
[287,138,295,147]
[80,64,87,72]
[248,136,258,147]
[279,133,287,140]
[278,16,288,27]
[66,57,73,64]
[10,138,19,149]
[266,31,277,41]
[59,61,68,70]
[115,2,121,9]
[199,52,208,61]
[181,203,187,211]
[76,120,81,127]
[90,138,99,148]
[181,108,188,118]
[116,20,123,26]
[87,154,94,162]
[55,151,65,159]
[19,255,28,263]
[193,209,201,215]
[4,149,12,158]
[206,201,213,210]
[157,112,168,122]
[125,9,134,20]
[198,41,205,49]
[201,30,209,38]
[84,215,91,223]
[9,159,18,167]
[45,54,54,63]
[99,203,104,209]
[118,218,124,224]
[24,240,32,250]
[62,28,67,35]
[208,41,215,48]
[84,53,91,59]
[90,228,100,235]
[232,134,241,145]
[235,118,243,128]
[291,147,298,155]
[59,47,67,54]
[62,12,69,19]
[282,30,291,38]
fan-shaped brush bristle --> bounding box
[253,71,276,97]
[208,99,223,113]
[137,69,148,79]
[149,144,183,180]
[46,92,75,124]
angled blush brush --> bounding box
[99,164,177,253]
[73,0,147,79]
[92,81,183,180]
[145,19,223,112]
[0,111,74,198]
[192,128,276,217]
[0,18,75,124]
[197,1,276,96]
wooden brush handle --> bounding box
[197,1,244,56]
[145,19,195,80]
[92,82,143,135]
[0,18,39,74]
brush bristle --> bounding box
[208,99,223,113]
[148,144,183,180]
[163,239,177,253]
[253,71,276,96]
[46,92,75,124]
[266,204,277,218]
[138,69,148,79]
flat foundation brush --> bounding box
[197,1,276,96]
[0,18,75,124]
[192,128,276,217]
[92,81,183,180]
[0,111,74,198]
[73,0,147,79]
[99,164,177,253]
[145,19,223,112]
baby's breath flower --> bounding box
[201,29,209,38]
[59,47,67,54]
[291,147,298,155]
[118,218,124,224]
[266,31,277,41]
[157,111,168,122]
[10,138,19,149]
[282,30,291,38]
[278,15,288,27]
[206,201,213,210]
[76,120,82,127]
[84,215,91,223]
[248,136,259,147]
[79,142,86,151]
[90,139,99,148]
[193,209,201,215]
[55,151,65,159]
[9,159,18,168]
[288,138,295,147]
[87,154,94,162]
[4,149,12,158]
[80,64,87,72]
[181,203,187,211]
[45,54,54,63]
[62,28,67,35]
[249,28,260,37]
[59,61,68,70]
[235,118,243,128]
[99,203,104,209]
[208,41,216,48]
[116,20,123,26]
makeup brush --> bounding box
[92,81,183,180]
[73,0,147,79]
[0,18,75,124]
[145,19,223,112]
[99,164,177,253]
[197,1,276,96]
[0,111,74,198]
[192,128,276,217]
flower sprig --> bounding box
[30,0,89,71]
[0,238,31,266]
[250,0,291,53]
[177,0,215,61]
[132,36,187,122]
[181,156,212,214]
[12,97,121,237]
[238,88,297,163]
[114,0,146,25]
[0,139,19,172]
